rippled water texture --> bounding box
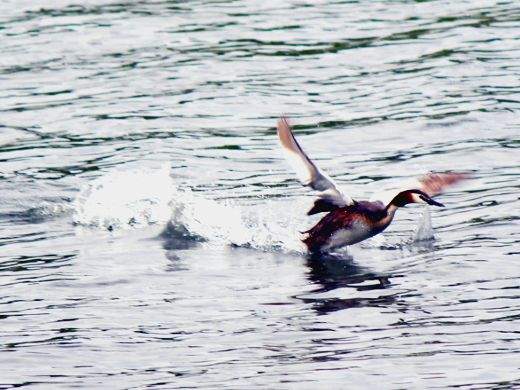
[1,0,519,388]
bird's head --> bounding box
[390,189,445,208]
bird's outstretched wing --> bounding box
[277,117,354,215]
[370,172,469,206]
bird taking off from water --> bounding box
[277,117,468,253]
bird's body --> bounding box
[302,201,395,252]
[276,117,468,253]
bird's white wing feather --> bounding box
[277,117,354,211]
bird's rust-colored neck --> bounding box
[380,203,398,228]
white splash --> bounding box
[169,195,305,252]
[73,164,176,230]
[72,165,306,253]
[413,205,435,241]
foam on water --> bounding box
[73,165,305,252]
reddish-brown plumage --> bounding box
[303,201,387,252]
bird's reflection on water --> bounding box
[159,226,405,316]
[305,252,391,292]
[300,252,398,315]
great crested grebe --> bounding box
[277,117,467,253]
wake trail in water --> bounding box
[72,165,306,253]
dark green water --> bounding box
[1,1,519,388]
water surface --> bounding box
[1,0,519,388]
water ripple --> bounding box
[0,0,518,388]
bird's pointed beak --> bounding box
[420,195,445,207]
